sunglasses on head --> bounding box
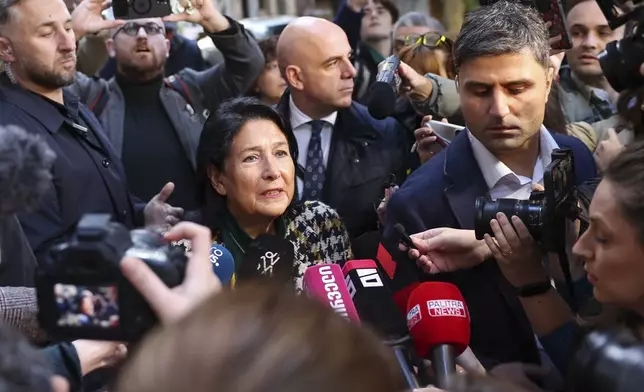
[113,22,164,38]
[395,33,450,50]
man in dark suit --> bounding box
[275,16,411,247]
[384,2,598,370]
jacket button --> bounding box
[102,159,110,168]
[363,141,369,147]
[122,210,127,217]
[353,158,360,164]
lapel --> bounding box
[159,85,201,170]
[102,79,126,158]
[443,132,489,229]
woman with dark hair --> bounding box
[192,97,351,290]
[247,36,287,106]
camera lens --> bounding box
[132,0,152,15]
[599,38,644,93]
[474,197,545,241]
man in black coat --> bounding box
[275,16,412,249]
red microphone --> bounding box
[303,264,360,324]
[406,282,471,388]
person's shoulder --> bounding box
[349,101,404,130]
[551,131,593,154]
[292,200,343,223]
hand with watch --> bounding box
[481,211,553,298]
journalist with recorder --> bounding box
[384,1,597,370]
[188,97,352,291]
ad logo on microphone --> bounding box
[427,300,466,318]
[407,304,422,329]
[257,251,280,276]
[210,246,224,268]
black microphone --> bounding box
[0,125,56,215]
[342,259,421,389]
[366,55,401,120]
[237,234,295,284]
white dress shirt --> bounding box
[289,96,337,197]
[468,125,560,201]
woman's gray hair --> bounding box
[453,1,550,72]
[393,11,446,35]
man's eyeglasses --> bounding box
[113,22,164,38]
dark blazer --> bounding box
[383,130,597,369]
[0,81,145,262]
[277,91,411,242]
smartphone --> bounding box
[479,0,572,50]
[425,120,465,146]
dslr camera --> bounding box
[112,0,174,19]
[474,149,579,251]
[36,214,187,342]
[596,0,644,91]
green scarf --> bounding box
[219,209,287,274]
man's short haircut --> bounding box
[393,11,446,36]
[453,0,550,72]
[0,0,20,28]
[368,0,399,23]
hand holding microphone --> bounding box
[412,115,447,165]
[398,227,491,274]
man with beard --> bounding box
[0,0,183,264]
[69,0,264,211]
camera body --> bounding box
[596,0,644,91]
[36,214,186,342]
[474,149,578,251]
[112,0,173,19]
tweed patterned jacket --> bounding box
[178,201,352,291]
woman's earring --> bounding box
[3,62,17,84]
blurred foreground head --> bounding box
[116,284,405,392]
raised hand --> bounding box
[144,182,185,228]
[71,0,125,40]
[164,0,229,33]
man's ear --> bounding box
[105,38,116,58]
[164,38,170,58]
[454,74,460,92]
[284,65,304,91]
[545,66,555,103]
[0,38,16,63]
[207,166,227,197]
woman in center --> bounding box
[194,97,352,290]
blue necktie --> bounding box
[302,120,326,201]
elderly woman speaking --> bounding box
[191,97,351,290]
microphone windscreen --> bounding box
[393,282,419,316]
[238,234,295,284]
[366,82,397,120]
[406,282,471,358]
[210,244,235,286]
[303,264,360,324]
[342,259,407,339]
[0,125,56,215]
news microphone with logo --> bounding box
[365,55,401,120]
[406,282,471,389]
[342,259,420,389]
[237,234,295,284]
[303,264,360,323]
[0,125,56,215]
[210,244,235,286]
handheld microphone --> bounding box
[237,234,295,284]
[209,244,235,286]
[303,264,360,323]
[407,282,471,389]
[0,125,56,215]
[366,55,401,120]
[342,259,420,389]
